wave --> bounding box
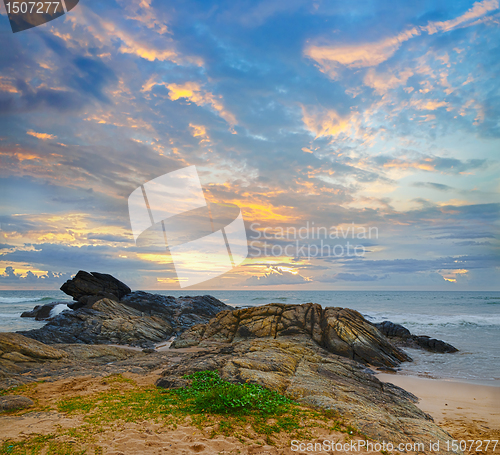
[0,296,57,304]
[251,297,289,301]
[49,304,70,318]
[363,312,500,327]
[0,313,23,318]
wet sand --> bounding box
[376,373,500,446]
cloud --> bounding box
[166,82,237,127]
[0,266,71,284]
[305,0,499,78]
[242,266,311,286]
[27,131,57,140]
[301,105,351,138]
[363,68,414,95]
[373,155,487,174]
[412,182,454,191]
[317,272,387,282]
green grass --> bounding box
[1,434,86,455]
[170,370,295,415]
[1,372,363,453]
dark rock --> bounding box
[374,321,458,353]
[68,295,104,310]
[375,320,412,339]
[157,336,457,453]
[173,303,411,367]
[414,336,459,353]
[121,292,229,331]
[61,271,131,301]
[19,294,231,349]
[0,395,34,411]
[21,302,68,320]
[19,299,173,349]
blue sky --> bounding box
[0,0,499,290]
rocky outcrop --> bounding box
[19,298,174,348]
[0,332,177,390]
[18,270,230,348]
[121,292,230,331]
[0,333,66,361]
[0,395,34,411]
[21,302,67,320]
[158,336,457,454]
[61,271,131,305]
[172,303,411,367]
[375,321,458,353]
[19,294,231,349]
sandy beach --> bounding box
[1,368,498,455]
[376,373,500,449]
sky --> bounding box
[0,0,499,291]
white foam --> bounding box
[364,312,500,327]
[0,296,48,304]
[49,303,70,318]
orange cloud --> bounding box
[363,68,413,94]
[301,105,352,138]
[167,82,237,126]
[411,99,449,110]
[0,77,18,93]
[27,131,57,140]
[382,158,435,172]
[305,0,498,78]
[189,124,210,143]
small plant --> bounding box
[170,370,294,415]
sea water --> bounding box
[0,290,498,386]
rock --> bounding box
[19,294,230,349]
[375,321,412,339]
[0,338,170,390]
[0,395,34,411]
[61,271,131,301]
[374,321,458,353]
[21,302,67,320]
[2,352,33,362]
[121,292,230,332]
[173,303,411,367]
[0,333,66,360]
[157,336,456,453]
[413,336,459,353]
[19,299,173,349]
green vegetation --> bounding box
[0,372,363,454]
[171,370,295,415]
[1,435,86,455]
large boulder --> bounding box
[173,303,411,367]
[157,336,457,454]
[61,271,131,302]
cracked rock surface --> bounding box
[172,303,411,367]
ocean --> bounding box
[1,290,499,386]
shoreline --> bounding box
[376,372,500,444]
